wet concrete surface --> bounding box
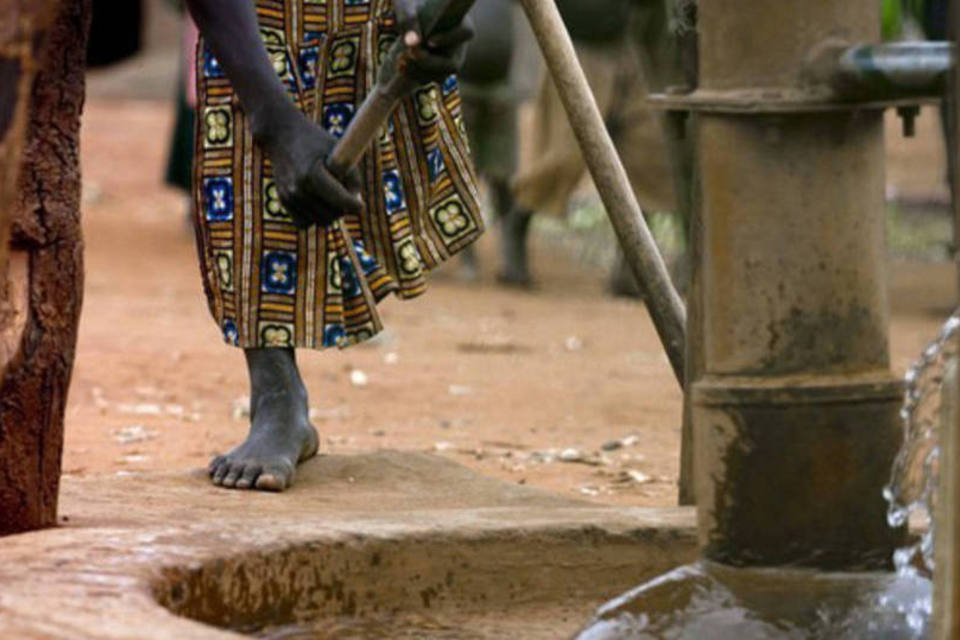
[0,451,695,639]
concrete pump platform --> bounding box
[0,452,696,639]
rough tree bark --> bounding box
[0,2,59,291]
[0,0,89,535]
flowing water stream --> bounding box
[885,311,960,578]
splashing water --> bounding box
[574,312,960,639]
[874,307,960,637]
[573,561,931,639]
[885,309,960,578]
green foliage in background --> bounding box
[882,0,930,39]
[882,0,904,39]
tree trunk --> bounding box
[0,0,89,535]
[0,1,58,299]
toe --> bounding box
[221,463,245,488]
[211,461,232,486]
[235,465,262,490]
[208,455,226,476]
[299,426,320,462]
[255,461,295,492]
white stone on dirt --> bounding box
[115,403,164,416]
[625,470,652,484]
[350,369,369,387]
[232,396,251,421]
[113,425,157,444]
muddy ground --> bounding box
[63,5,958,508]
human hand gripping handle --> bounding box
[185,0,362,229]
[326,0,475,177]
[393,0,424,47]
[392,0,473,82]
[258,116,364,228]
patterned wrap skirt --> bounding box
[193,0,483,350]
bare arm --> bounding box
[184,0,362,227]
[183,0,288,138]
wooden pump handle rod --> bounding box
[518,0,687,385]
[327,0,475,176]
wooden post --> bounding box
[0,0,89,536]
[935,362,960,638]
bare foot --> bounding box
[209,348,319,492]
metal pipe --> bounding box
[828,42,954,100]
[517,0,687,386]
[951,0,960,303]
[690,0,905,569]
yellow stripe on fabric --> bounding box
[389,218,411,234]
[260,302,296,312]
[344,306,371,319]
[324,87,354,99]
[263,230,299,242]
[256,8,284,19]
[368,274,394,290]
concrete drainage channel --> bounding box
[156,524,693,638]
[0,452,695,639]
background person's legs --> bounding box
[506,44,618,287]
[459,86,519,282]
[609,8,687,297]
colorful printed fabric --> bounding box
[194,0,483,350]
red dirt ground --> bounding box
[60,96,957,509]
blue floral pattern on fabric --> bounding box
[322,103,355,138]
[222,319,240,346]
[427,148,445,182]
[203,47,224,78]
[339,257,362,297]
[353,239,379,275]
[442,74,458,95]
[299,46,320,90]
[204,177,234,222]
[382,169,406,214]
[322,323,346,347]
[261,251,298,295]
